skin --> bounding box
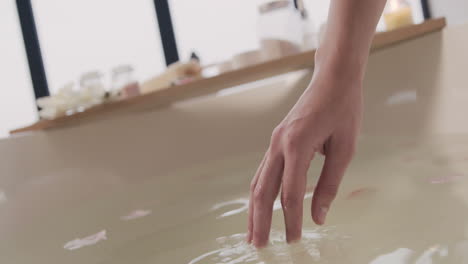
[248,0,388,248]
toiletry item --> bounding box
[232,50,263,69]
[190,52,200,62]
[317,23,327,46]
[141,59,202,94]
[218,61,233,74]
[37,83,78,119]
[301,9,318,51]
[111,65,140,99]
[257,0,302,60]
[80,71,104,90]
[121,83,140,99]
[384,0,414,31]
[261,39,301,59]
[202,60,233,77]
[78,71,106,109]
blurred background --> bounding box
[1,0,467,137]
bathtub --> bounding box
[1,24,468,263]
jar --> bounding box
[111,65,135,91]
[301,9,318,51]
[80,71,104,90]
[383,0,414,31]
[111,65,140,99]
[78,71,106,110]
[258,0,303,60]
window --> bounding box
[0,1,37,137]
[16,0,430,112]
[170,0,426,66]
[170,0,261,65]
[32,0,166,93]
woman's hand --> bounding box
[247,68,363,248]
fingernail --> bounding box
[318,206,328,225]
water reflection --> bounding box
[212,199,249,219]
[386,90,418,106]
[188,228,346,264]
[369,248,413,264]
[212,192,314,219]
[121,209,152,221]
[0,190,6,204]
[63,230,107,251]
[429,175,464,184]
[369,245,449,264]
[414,245,448,264]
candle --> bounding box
[384,0,414,31]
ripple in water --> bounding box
[189,228,348,264]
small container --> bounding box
[301,9,318,51]
[80,71,104,89]
[218,61,233,74]
[78,71,106,110]
[317,23,327,46]
[111,65,140,99]
[383,0,414,31]
[111,65,135,90]
[232,50,263,69]
[258,0,302,60]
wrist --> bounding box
[314,44,368,85]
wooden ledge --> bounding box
[11,18,446,135]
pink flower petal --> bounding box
[121,209,152,221]
[347,187,377,200]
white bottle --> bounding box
[301,9,318,51]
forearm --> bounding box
[315,0,387,82]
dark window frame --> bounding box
[16,0,50,99]
[17,0,431,101]
[16,0,179,101]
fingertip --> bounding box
[253,238,268,249]
[312,205,328,225]
[285,223,303,244]
[286,234,302,244]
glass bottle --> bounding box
[257,0,303,60]
[383,0,414,31]
[78,71,106,109]
[111,65,140,99]
[111,65,135,91]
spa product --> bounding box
[77,71,107,109]
[111,65,140,99]
[384,0,414,31]
[217,60,233,74]
[317,23,328,46]
[141,59,202,94]
[294,0,317,50]
[258,0,302,60]
[36,80,106,120]
[300,8,318,51]
[261,39,301,59]
[37,70,110,119]
[232,50,263,69]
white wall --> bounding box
[32,0,166,94]
[170,0,425,65]
[0,1,38,138]
[1,0,462,138]
[430,0,468,25]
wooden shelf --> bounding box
[11,18,446,135]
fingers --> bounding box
[312,138,355,225]
[281,152,311,243]
[252,152,284,248]
[247,153,267,243]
